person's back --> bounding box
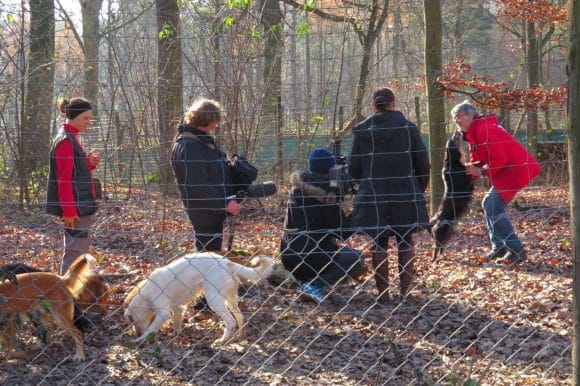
[348,86,430,305]
[350,110,429,201]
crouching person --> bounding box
[280,148,366,304]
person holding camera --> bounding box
[171,98,243,252]
[348,87,430,306]
[280,148,366,304]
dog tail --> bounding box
[62,254,95,296]
[232,256,275,284]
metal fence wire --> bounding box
[0,178,572,385]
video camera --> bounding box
[236,181,277,199]
[328,138,355,199]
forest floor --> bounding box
[0,184,572,385]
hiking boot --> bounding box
[298,283,326,304]
[495,248,527,265]
[486,246,508,260]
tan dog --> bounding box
[75,275,109,315]
[0,254,97,361]
[124,252,274,344]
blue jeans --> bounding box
[482,188,523,252]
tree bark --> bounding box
[260,0,284,183]
[156,0,183,193]
[81,0,103,116]
[568,1,580,383]
[423,0,446,217]
[526,15,539,156]
[23,0,55,176]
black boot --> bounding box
[372,250,389,305]
[398,236,415,296]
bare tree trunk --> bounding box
[526,15,539,156]
[352,0,390,122]
[423,0,445,217]
[23,0,55,190]
[290,9,298,122]
[156,0,183,193]
[260,0,284,182]
[81,0,103,116]
[392,1,402,79]
[568,1,580,383]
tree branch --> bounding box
[55,0,84,52]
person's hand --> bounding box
[226,200,243,216]
[62,215,80,228]
[88,152,101,168]
[465,164,482,177]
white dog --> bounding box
[124,252,274,344]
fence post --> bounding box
[277,95,284,185]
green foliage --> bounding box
[226,0,251,9]
[303,0,315,11]
[270,22,284,35]
[6,14,15,25]
[158,22,174,40]
[40,299,53,312]
[250,27,262,41]
[296,21,310,38]
[147,171,160,184]
[146,332,156,344]
[29,166,48,199]
[224,16,235,27]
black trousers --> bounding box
[281,246,365,288]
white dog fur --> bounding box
[124,252,274,344]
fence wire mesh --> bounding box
[0,0,572,384]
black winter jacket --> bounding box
[171,125,234,227]
[348,110,430,237]
[280,172,350,260]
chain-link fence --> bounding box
[0,0,572,384]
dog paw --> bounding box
[71,352,86,362]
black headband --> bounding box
[374,95,393,105]
[66,101,92,120]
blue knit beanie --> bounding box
[308,148,336,175]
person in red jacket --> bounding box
[46,97,100,274]
[451,100,541,265]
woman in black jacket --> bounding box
[280,148,365,303]
[348,87,430,305]
[171,98,243,251]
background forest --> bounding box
[0,0,574,385]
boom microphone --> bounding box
[244,181,277,198]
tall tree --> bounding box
[22,0,55,201]
[568,0,580,382]
[156,0,183,192]
[281,0,390,133]
[495,0,568,153]
[424,0,445,217]
[81,0,103,115]
[259,0,284,182]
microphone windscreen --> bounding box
[245,182,277,198]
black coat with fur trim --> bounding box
[348,110,430,237]
[280,172,350,260]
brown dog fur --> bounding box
[74,275,109,315]
[0,254,96,361]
